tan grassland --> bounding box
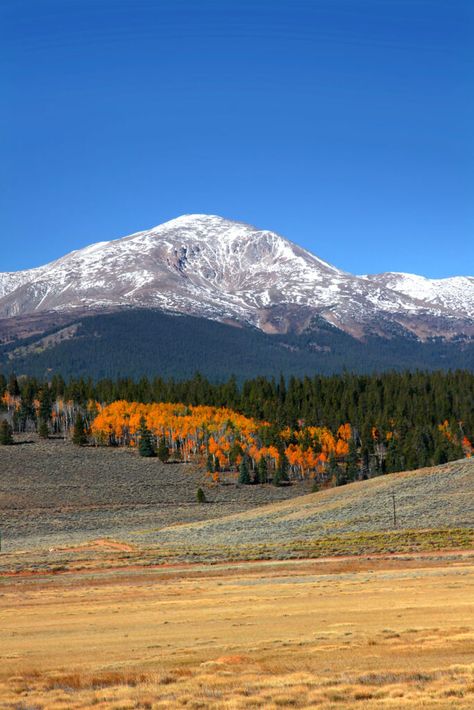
[1,550,473,709]
[1,455,473,708]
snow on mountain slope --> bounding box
[364,272,474,319]
[0,214,472,339]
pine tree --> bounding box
[137,416,155,457]
[18,398,35,433]
[346,438,358,481]
[38,418,49,439]
[39,387,52,426]
[157,436,169,463]
[273,448,290,486]
[72,413,88,446]
[327,451,344,485]
[8,374,20,397]
[196,487,206,504]
[238,456,251,485]
[0,420,13,445]
[256,455,268,484]
[385,436,402,473]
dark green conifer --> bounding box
[157,436,169,462]
[8,374,20,397]
[0,420,14,445]
[273,448,290,486]
[39,387,52,425]
[196,487,206,503]
[238,455,251,485]
[137,416,155,457]
[72,413,88,446]
[256,456,268,484]
[229,441,243,469]
[346,438,359,481]
[38,418,49,439]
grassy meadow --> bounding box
[0,439,473,708]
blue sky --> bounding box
[1,0,472,277]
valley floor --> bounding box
[1,551,473,709]
[1,439,473,708]
[0,435,310,553]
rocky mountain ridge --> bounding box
[1,214,473,340]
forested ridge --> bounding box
[1,309,473,380]
[1,370,473,480]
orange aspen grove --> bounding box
[89,400,360,482]
[86,400,473,482]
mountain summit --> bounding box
[1,214,473,340]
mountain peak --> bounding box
[0,215,472,339]
[152,213,244,231]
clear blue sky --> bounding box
[1,0,472,277]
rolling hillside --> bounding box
[151,458,474,557]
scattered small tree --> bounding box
[157,435,170,463]
[72,413,88,446]
[256,455,267,484]
[273,448,290,486]
[137,416,156,457]
[38,418,49,439]
[196,487,206,504]
[0,420,13,445]
[238,455,251,485]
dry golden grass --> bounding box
[1,551,473,709]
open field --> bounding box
[1,552,474,709]
[1,435,472,559]
[0,435,311,553]
[1,440,473,707]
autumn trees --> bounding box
[0,371,472,476]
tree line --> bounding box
[0,370,472,478]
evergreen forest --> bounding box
[1,370,472,480]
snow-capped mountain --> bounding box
[0,214,473,340]
[364,272,474,320]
